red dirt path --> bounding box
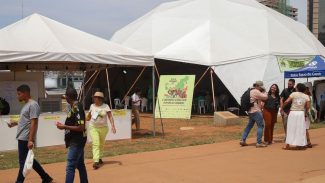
[1,128,325,183]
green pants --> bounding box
[89,125,108,163]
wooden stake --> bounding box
[105,68,113,108]
[121,67,147,104]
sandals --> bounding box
[282,146,292,150]
[282,146,306,150]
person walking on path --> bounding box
[87,92,116,169]
[131,88,142,130]
[56,88,88,183]
[262,84,280,145]
[240,81,268,148]
[7,84,53,183]
[283,83,309,150]
[280,79,296,137]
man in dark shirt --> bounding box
[56,88,88,183]
[280,79,296,137]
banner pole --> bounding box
[152,66,156,136]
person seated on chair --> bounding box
[205,91,212,112]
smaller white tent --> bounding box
[0,13,153,71]
[111,0,325,103]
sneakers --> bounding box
[256,143,267,148]
[99,159,104,165]
[239,140,248,146]
[93,162,100,170]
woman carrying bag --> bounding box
[87,92,116,169]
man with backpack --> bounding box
[240,81,268,148]
[0,97,10,115]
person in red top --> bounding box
[240,81,268,148]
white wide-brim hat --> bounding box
[93,92,104,98]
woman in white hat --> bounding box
[86,92,116,169]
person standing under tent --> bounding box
[56,88,88,183]
[280,79,296,137]
[319,90,325,121]
[262,84,280,145]
[86,92,116,169]
[282,83,309,150]
[240,81,268,148]
[147,86,153,111]
[132,88,142,130]
[7,84,53,183]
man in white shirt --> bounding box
[132,88,142,130]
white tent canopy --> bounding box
[111,0,325,103]
[0,13,153,70]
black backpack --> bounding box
[0,97,10,115]
[240,88,254,112]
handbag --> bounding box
[23,150,34,177]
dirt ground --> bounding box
[1,124,325,183]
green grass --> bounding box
[1,118,325,170]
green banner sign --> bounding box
[155,75,195,119]
[277,56,314,72]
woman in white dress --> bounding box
[283,83,310,150]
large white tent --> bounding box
[0,13,153,71]
[111,0,325,103]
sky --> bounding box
[289,0,307,26]
[0,0,310,40]
[0,0,173,39]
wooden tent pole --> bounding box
[105,68,113,108]
[121,67,147,104]
[154,64,160,78]
[210,67,216,112]
[195,66,211,88]
[78,70,98,101]
[84,70,100,101]
[81,71,86,107]
[78,71,85,102]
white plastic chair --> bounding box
[141,97,148,112]
[198,100,206,114]
[124,96,130,109]
[114,98,121,109]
